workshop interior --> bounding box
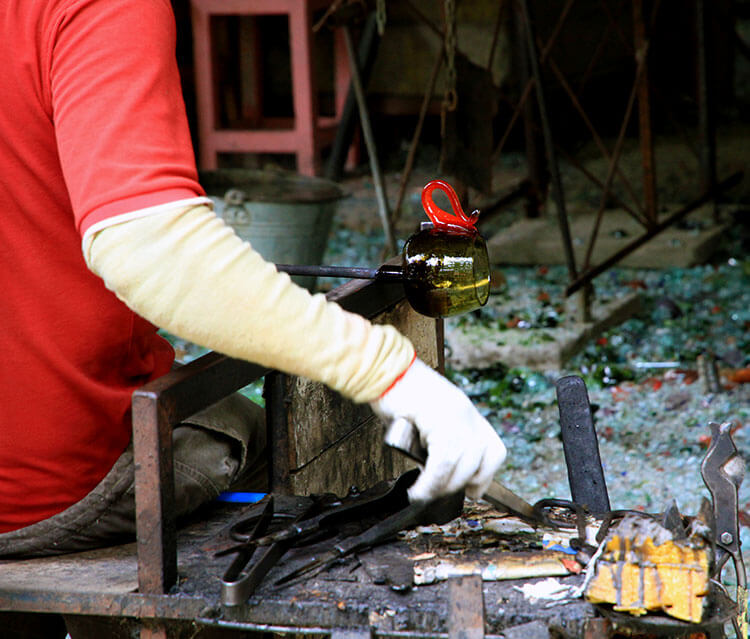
[3,0,750,637]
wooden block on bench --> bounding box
[277,297,442,497]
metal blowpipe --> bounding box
[275,263,404,281]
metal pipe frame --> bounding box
[497,0,725,296]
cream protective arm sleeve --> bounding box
[83,203,415,403]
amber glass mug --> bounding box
[401,180,490,318]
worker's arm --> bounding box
[84,203,505,500]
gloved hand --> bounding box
[371,358,506,502]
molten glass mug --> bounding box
[401,179,490,318]
[275,179,490,318]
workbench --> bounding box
[0,274,729,639]
[0,496,599,638]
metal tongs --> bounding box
[701,421,748,639]
[219,468,463,604]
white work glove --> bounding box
[371,358,506,503]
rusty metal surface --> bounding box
[132,392,177,595]
[0,589,207,620]
[265,372,292,494]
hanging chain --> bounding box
[443,0,457,111]
[376,0,387,36]
[440,0,457,138]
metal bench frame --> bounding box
[131,275,430,596]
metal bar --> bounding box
[132,392,177,595]
[486,0,506,71]
[494,0,571,163]
[448,575,485,639]
[276,263,404,280]
[566,171,743,296]
[696,0,718,221]
[325,13,380,182]
[546,58,646,222]
[129,270,407,596]
[391,49,444,229]
[277,264,379,279]
[0,590,208,618]
[511,5,545,217]
[538,0,576,62]
[556,376,610,514]
[519,0,577,281]
[264,372,292,494]
[342,24,397,255]
[578,10,615,94]
[474,180,533,229]
[435,318,445,374]
[581,49,648,272]
[402,0,443,38]
[633,0,658,225]
[555,145,646,225]
[197,617,510,638]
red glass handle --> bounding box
[421,179,479,231]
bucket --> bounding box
[200,169,345,291]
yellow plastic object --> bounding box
[585,520,710,623]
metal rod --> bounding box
[403,0,443,39]
[486,0,506,71]
[325,13,380,182]
[633,0,658,225]
[519,0,577,281]
[264,372,291,494]
[342,24,397,256]
[391,49,444,229]
[556,145,646,226]
[511,4,544,217]
[493,0,571,162]
[696,0,718,221]
[566,171,743,296]
[276,263,404,281]
[547,57,646,222]
[196,617,508,639]
[581,44,649,272]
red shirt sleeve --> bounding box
[50,0,204,236]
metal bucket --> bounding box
[200,169,345,291]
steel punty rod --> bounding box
[275,263,404,281]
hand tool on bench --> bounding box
[556,375,611,515]
[221,497,287,605]
[383,417,547,526]
[701,421,748,639]
[272,476,465,587]
[246,468,417,548]
[219,468,463,600]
